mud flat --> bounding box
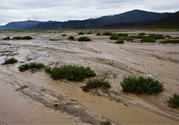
[0,30,179,124]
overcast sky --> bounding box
[0,0,179,25]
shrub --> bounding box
[78,32,85,35]
[3,36,10,40]
[13,36,22,40]
[18,62,45,72]
[110,35,119,40]
[103,32,112,36]
[160,40,179,43]
[13,36,33,40]
[87,31,93,34]
[122,36,133,41]
[45,65,96,81]
[118,33,128,36]
[82,78,111,92]
[96,33,101,35]
[2,57,18,65]
[139,33,146,35]
[120,76,164,95]
[141,38,155,43]
[148,34,164,39]
[131,35,147,39]
[61,34,67,36]
[115,38,124,44]
[78,37,91,41]
[21,36,33,40]
[68,36,75,40]
[167,93,179,108]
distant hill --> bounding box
[101,11,179,28]
[0,20,41,30]
[29,10,172,29]
[1,10,177,30]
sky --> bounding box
[0,0,179,25]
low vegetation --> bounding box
[103,32,112,36]
[61,34,67,36]
[13,36,33,40]
[96,33,101,35]
[118,33,128,36]
[78,37,91,41]
[139,33,146,35]
[2,57,18,65]
[110,34,119,40]
[3,36,10,40]
[160,40,179,43]
[78,32,85,35]
[82,78,111,92]
[18,62,45,72]
[68,36,75,40]
[87,31,93,34]
[115,38,124,44]
[167,93,179,109]
[141,38,156,42]
[148,34,164,39]
[45,65,96,81]
[120,76,164,95]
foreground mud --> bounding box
[0,31,179,124]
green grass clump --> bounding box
[141,38,156,43]
[21,36,33,40]
[139,33,146,35]
[87,31,93,34]
[78,32,85,35]
[2,57,18,65]
[115,38,124,44]
[18,62,45,72]
[13,36,33,40]
[122,36,133,41]
[160,40,179,43]
[120,76,164,95]
[45,65,96,81]
[118,33,128,36]
[82,78,111,92]
[103,32,112,36]
[78,37,91,41]
[148,34,164,39]
[3,36,10,40]
[61,34,67,36]
[68,36,75,40]
[110,34,119,40]
[167,93,179,109]
[131,35,147,39]
[96,33,101,35]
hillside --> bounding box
[29,10,171,29]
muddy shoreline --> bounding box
[0,31,179,124]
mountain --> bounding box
[1,20,41,30]
[101,11,179,28]
[29,9,172,29]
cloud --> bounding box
[0,0,178,25]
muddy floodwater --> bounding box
[0,31,179,124]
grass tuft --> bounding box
[167,93,179,109]
[118,33,128,36]
[13,36,33,40]
[78,37,91,41]
[160,40,179,43]
[115,38,124,44]
[82,78,111,92]
[120,76,164,95]
[3,36,10,40]
[2,57,18,65]
[45,65,96,81]
[78,32,85,35]
[18,62,45,72]
[139,33,146,35]
[68,36,75,40]
[141,38,156,43]
[61,34,67,36]
[103,32,112,36]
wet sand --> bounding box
[0,31,179,124]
